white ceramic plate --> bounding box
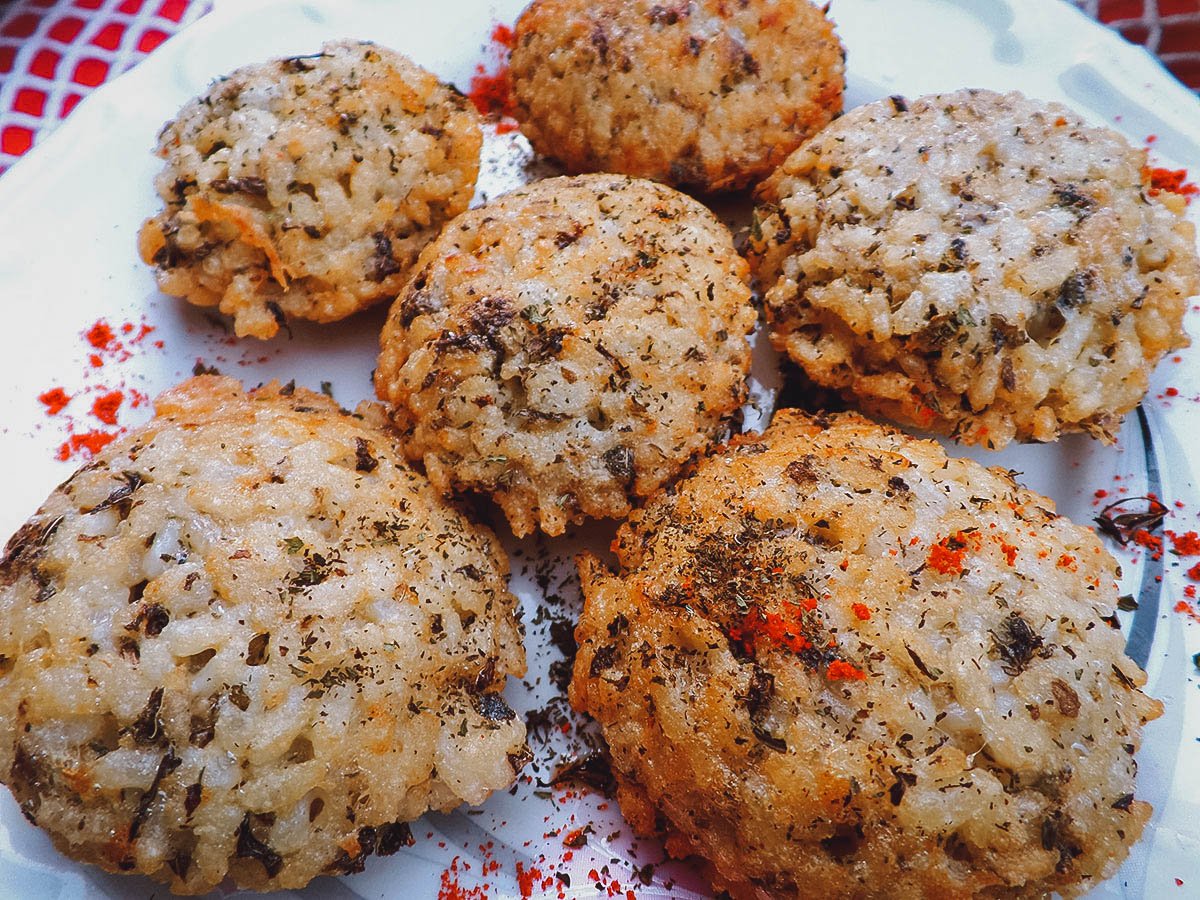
[1,0,1199,897]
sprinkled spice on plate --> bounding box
[32,317,161,462]
[1167,530,1200,556]
[89,390,123,426]
[55,430,116,461]
[37,388,70,415]
[468,24,519,130]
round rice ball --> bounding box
[0,376,527,894]
[138,41,483,339]
[509,0,844,192]
[572,409,1161,899]
[750,89,1197,448]
[374,174,756,538]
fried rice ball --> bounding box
[375,174,756,537]
[138,41,482,339]
[509,0,844,192]
[750,89,1197,448]
[0,376,527,894]
[572,409,1161,899]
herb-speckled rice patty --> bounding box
[139,41,482,339]
[0,376,527,894]
[509,0,844,192]
[375,174,757,537]
[574,409,1160,899]
[750,89,1197,447]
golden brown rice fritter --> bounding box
[750,89,1197,448]
[138,41,482,339]
[375,174,756,537]
[0,376,527,894]
[573,409,1160,899]
[509,0,844,192]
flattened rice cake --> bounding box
[0,376,527,894]
[375,174,756,537]
[509,0,844,192]
[750,89,1197,447]
[139,40,482,339]
[573,409,1160,899]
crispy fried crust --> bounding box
[510,0,844,192]
[0,376,526,893]
[138,41,482,339]
[750,89,1197,447]
[375,174,756,537]
[572,409,1161,899]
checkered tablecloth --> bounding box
[0,0,1196,176]
[1072,0,1200,86]
[0,0,210,173]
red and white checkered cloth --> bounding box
[1072,0,1200,87]
[0,0,210,173]
[0,0,1196,176]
